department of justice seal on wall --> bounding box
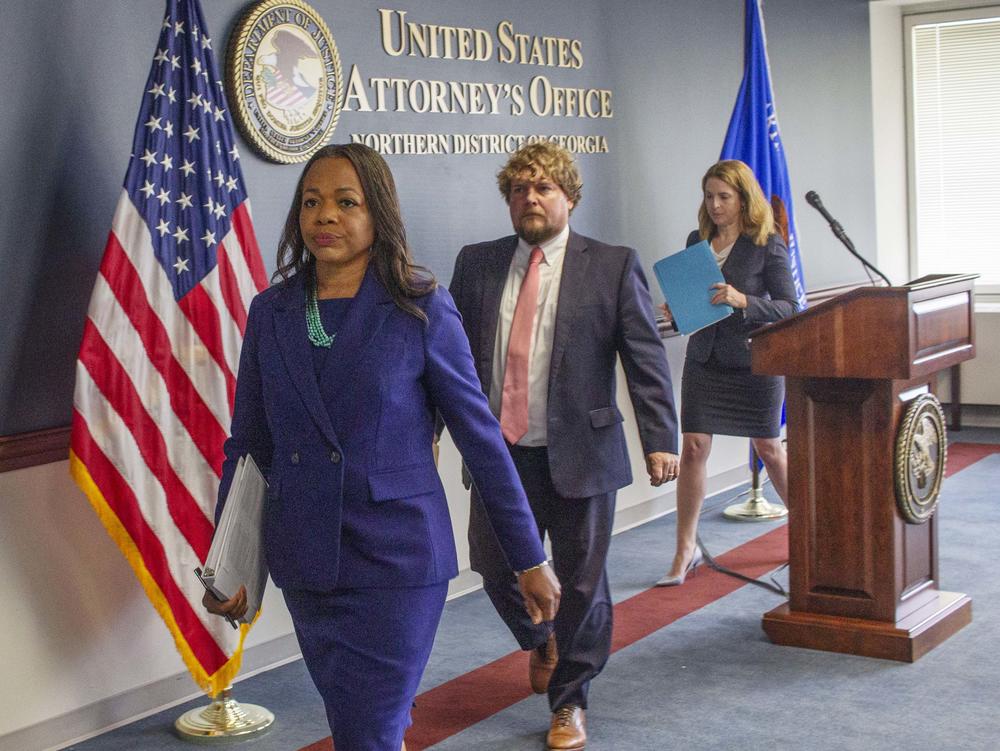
[226,0,343,163]
[894,393,947,524]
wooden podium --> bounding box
[751,274,976,661]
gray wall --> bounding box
[605,0,877,274]
[0,0,874,435]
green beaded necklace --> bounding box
[306,280,335,348]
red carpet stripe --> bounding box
[301,443,998,751]
[945,441,1000,476]
[408,526,788,751]
[299,525,787,751]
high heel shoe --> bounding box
[655,547,704,587]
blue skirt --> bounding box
[283,583,448,751]
[680,356,784,438]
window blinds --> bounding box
[910,13,1000,285]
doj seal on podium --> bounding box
[894,393,947,524]
[227,0,343,163]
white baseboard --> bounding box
[447,567,486,599]
[612,462,750,536]
[0,633,302,751]
[5,463,752,751]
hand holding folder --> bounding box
[653,240,734,335]
[196,454,269,628]
[197,573,246,629]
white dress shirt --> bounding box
[489,225,569,446]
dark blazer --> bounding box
[685,230,799,369]
[449,230,679,499]
[216,268,546,592]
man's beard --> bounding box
[517,215,556,245]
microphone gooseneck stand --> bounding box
[805,190,892,287]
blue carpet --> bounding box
[64,440,999,750]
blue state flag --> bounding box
[721,0,807,310]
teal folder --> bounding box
[653,240,733,335]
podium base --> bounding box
[762,590,972,662]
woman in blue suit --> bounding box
[203,144,560,750]
[657,160,799,587]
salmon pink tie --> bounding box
[500,246,545,444]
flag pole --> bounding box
[175,686,274,740]
[718,0,803,522]
[724,444,788,521]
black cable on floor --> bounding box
[694,481,789,598]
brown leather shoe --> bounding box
[547,705,586,750]
[528,633,558,694]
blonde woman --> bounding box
[657,160,799,586]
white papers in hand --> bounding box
[199,454,268,624]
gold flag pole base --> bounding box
[723,483,788,521]
[175,687,274,742]
[723,444,788,522]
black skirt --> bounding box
[680,355,784,438]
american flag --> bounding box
[69,0,268,695]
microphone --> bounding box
[804,190,892,287]
[805,191,845,237]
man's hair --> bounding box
[497,142,583,208]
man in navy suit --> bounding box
[447,142,679,749]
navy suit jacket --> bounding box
[449,230,679,499]
[684,231,799,369]
[216,267,546,592]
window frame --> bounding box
[903,4,1000,299]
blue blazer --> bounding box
[684,231,799,370]
[449,230,679,499]
[216,267,546,591]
